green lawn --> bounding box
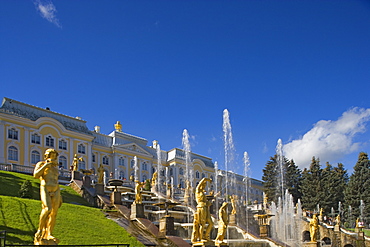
[0,170,144,246]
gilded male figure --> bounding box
[215,202,229,244]
[34,149,62,245]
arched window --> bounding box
[59,156,67,169]
[179,168,184,175]
[196,171,200,179]
[201,173,205,178]
[31,150,41,164]
[142,175,147,181]
[119,157,125,166]
[130,159,135,168]
[142,162,147,171]
[78,144,85,154]
[102,156,109,165]
[59,139,67,150]
[180,179,184,188]
[78,160,86,170]
[92,154,96,162]
[31,133,40,144]
[119,171,125,180]
[45,135,54,147]
[8,128,18,140]
[170,168,173,176]
[8,146,18,161]
[210,175,214,180]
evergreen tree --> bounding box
[262,155,302,204]
[344,152,370,225]
[285,159,302,204]
[19,180,33,198]
[300,157,324,211]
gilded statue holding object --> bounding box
[309,214,319,242]
[97,164,105,184]
[34,149,62,245]
[215,202,229,245]
[134,181,145,204]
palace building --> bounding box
[0,97,263,202]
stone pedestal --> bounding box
[303,241,320,247]
[259,225,270,238]
[130,203,145,219]
[110,190,122,205]
[159,216,175,237]
[192,240,215,246]
[83,175,91,188]
[95,183,104,195]
[334,225,340,232]
[229,214,236,226]
[72,171,81,181]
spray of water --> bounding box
[134,156,138,181]
[243,152,251,232]
[156,144,162,193]
[223,109,235,200]
[182,129,193,189]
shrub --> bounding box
[19,180,33,198]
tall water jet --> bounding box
[276,139,285,200]
[360,200,365,222]
[223,109,235,200]
[214,161,219,220]
[243,151,251,231]
[156,144,162,194]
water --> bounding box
[156,144,162,193]
[134,156,138,181]
[214,161,219,220]
[243,152,251,232]
[223,109,235,200]
[270,139,301,247]
[360,200,365,222]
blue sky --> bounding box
[1,0,370,180]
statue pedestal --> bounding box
[83,175,91,188]
[303,241,320,247]
[229,214,236,226]
[95,183,104,195]
[259,225,270,238]
[334,225,340,232]
[130,203,145,219]
[72,171,81,181]
[192,240,215,246]
[110,191,122,205]
[159,216,175,237]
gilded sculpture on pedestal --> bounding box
[151,171,157,188]
[34,149,62,245]
[231,195,237,215]
[191,177,213,243]
[309,214,319,242]
[134,181,145,204]
[215,202,229,245]
[71,154,83,171]
[97,164,105,184]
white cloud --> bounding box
[283,107,370,169]
[34,0,61,28]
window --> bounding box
[92,154,96,163]
[59,156,67,169]
[179,168,184,175]
[8,146,18,161]
[142,175,147,181]
[119,171,125,180]
[103,156,109,165]
[119,157,125,166]
[31,133,40,144]
[202,173,205,178]
[45,135,54,147]
[130,159,135,168]
[8,128,18,140]
[59,140,67,150]
[31,150,41,164]
[78,144,85,154]
[196,171,200,179]
[170,168,173,176]
[142,162,147,171]
[79,160,86,170]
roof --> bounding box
[0,97,91,135]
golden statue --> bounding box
[336,214,341,226]
[97,164,105,184]
[309,214,319,242]
[33,149,62,245]
[191,177,213,243]
[215,202,229,245]
[71,154,83,171]
[184,180,191,204]
[134,181,145,204]
[151,171,157,188]
[114,121,122,132]
[231,195,237,215]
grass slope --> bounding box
[0,171,144,246]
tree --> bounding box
[262,155,302,204]
[300,157,324,211]
[19,180,33,198]
[344,152,370,225]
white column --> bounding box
[0,121,5,163]
[23,127,30,166]
[87,142,92,170]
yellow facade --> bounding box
[0,97,263,202]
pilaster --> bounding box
[0,121,5,163]
[23,127,30,166]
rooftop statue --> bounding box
[191,177,213,243]
[215,202,229,245]
[33,149,62,245]
[114,121,122,132]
